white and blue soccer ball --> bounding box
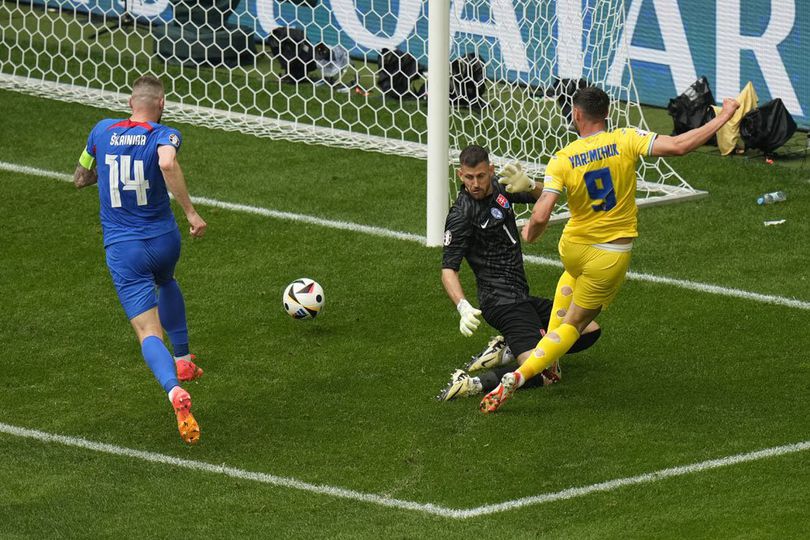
[283,278,325,320]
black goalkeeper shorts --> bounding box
[481,296,600,357]
[481,297,552,357]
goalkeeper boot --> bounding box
[540,361,562,386]
[465,336,508,373]
[436,370,481,401]
[479,371,522,414]
[171,387,200,445]
[176,354,204,382]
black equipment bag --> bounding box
[667,76,716,135]
[450,53,487,111]
[267,27,315,81]
[377,48,423,99]
[740,98,797,153]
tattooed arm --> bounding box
[74,147,98,189]
[73,164,98,189]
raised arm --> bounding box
[498,163,544,201]
[528,181,544,200]
[650,98,740,157]
[158,145,207,238]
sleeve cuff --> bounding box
[646,134,657,156]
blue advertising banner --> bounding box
[35,0,809,128]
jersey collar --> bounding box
[578,130,605,139]
[108,119,155,131]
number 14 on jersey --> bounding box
[105,154,150,207]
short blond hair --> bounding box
[131,74,164,105]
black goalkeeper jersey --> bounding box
[442,178,536,310]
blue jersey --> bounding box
[85,119,181,246]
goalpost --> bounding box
[0,0,705,247]
[431,0,706,245]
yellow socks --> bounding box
[517,323,581,381]
[548,271,576,333]
[514,271,579,383]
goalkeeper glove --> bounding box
[456,299,482,337]
[498,163,536,193]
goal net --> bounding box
[0,0,704,236]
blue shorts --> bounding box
[105,229,181,320]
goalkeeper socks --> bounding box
[158,279,190,357]
[517,324,580,381]
[479,367,547,392]
[478,370,500,393]
[568,328,602,354]
[501,346,515,365]
[141,336,180,393]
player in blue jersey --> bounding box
[73,75,207,444]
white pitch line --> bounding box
[3,159,810,311]
[522,253,810,311]
[191,195,424,244]
[0,422,463,519]
[2,421,809,519]
[2,161,72,182]
[457,439,810,518]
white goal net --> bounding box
[0,0,705,240]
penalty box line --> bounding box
[1,421,809,519]
[3,159,810,312]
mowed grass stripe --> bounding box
[3,421,809,519]
[4,159,810,311]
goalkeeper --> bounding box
[437,145,601,401]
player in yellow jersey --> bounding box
[480,86,740,413]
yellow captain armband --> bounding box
[78,149,95,169]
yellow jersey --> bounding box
[543,127,657,244]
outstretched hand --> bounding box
[498,163,535,193]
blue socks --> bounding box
[141,335,179,393]
[158,279,189,358]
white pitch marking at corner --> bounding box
[1,422,809,519]
[0,421,464,519]
[2,159,809,312]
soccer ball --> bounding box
[283,278,325,320]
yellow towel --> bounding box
[712,82,758,155]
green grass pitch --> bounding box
[1,88,809,537]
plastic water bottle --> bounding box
[757,191,786,205]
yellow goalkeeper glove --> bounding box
[498,163,536,193]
